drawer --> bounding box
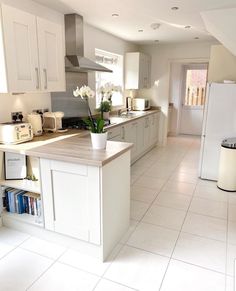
[107,127,121,140]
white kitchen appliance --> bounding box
[132,98,150,111]
[0,123,33,144]
[199,82,236,181]
[43,112,64,132]
[27,113,42,136]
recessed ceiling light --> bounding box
[138,29,144,32]
[112,13,119,17]
[171,6,179,10]
[194,37,199,39]
[185,25,191,29]
[151,23,161,30]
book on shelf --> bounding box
[3,187,41,217]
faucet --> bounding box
[117,108,128,116]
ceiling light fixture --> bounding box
[171,6,179,10]
[138,29,144,32]
[112,13,119,17]
[194,37,199,39]
[154,40,159,42]
[151,23,161,30]
[184,25,191,29]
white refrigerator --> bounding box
[199,82,236,181]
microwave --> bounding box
[132,98,150,111]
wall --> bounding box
[208,45,236,83]
[139,41,217,144]
[0,0,64,123]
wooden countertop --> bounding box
[0,109,160,166]
[27,135,133,166]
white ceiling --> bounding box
[33,0,236,44]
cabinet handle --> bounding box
[35,68,40,89]
[122,126,125,140]
[43,68,48,90]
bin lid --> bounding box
[221,138,236,149]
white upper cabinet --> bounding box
[0,4,65,93]
[1,5,39,92]
[37,17,65,92]
[125,52,151,90]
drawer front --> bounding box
[107,127,121,140]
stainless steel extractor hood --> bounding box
[65,14,112,73]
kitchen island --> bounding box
[0,132,132,261]
[0,108,160,260]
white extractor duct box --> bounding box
[201,8,236,57]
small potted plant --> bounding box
[98,100,112,120]
[73,85,107,149]
[98,83,122,119]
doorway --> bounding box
[179,64,208,135]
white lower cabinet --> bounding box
[40,159,101,245]
[108,112,159,164]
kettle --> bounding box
[27,113,43,136]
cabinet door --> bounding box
[143,116,151,150]
[37,17,65,92]
[40,159,100,244]
[124,122,138,161]
[150,113,159,145]
[1,5,39,92]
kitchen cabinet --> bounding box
[40,159,101,244]
[150,112,160,145]
[0,4,65,93]
[143,116,151,151]
[125,52,151,90]
[108,111,160,164]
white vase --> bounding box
[103,111,110,120]
[90,132,107,149]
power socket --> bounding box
[11,111,23,122]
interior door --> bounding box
[37,17,65,92]
[180,64,208,135]
[1,5,39,92]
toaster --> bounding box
[0,122,33,144]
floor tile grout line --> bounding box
[25,247,69,291]
[158,138,200,290]
[0,232,31,262]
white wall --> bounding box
[0,0,65,123]
[208,45,236,83]
[139,41,217,144]
[83,23,138,113]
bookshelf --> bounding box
[2,210,43,227]
[0,179,41,194]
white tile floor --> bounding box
[0,136,235,291]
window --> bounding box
[184,68,207,106]
[95,49,123,107]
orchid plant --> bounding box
[73,85,105,133]
[98,82,121,102]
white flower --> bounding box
[98,83,122,101]
[73,85,95,100]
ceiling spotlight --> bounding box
[194,37,199,39]
[151,23,161,30]
[112,13,119,17]
[171,6,179,10]
[184,25,191,29]
[138,29,144,32]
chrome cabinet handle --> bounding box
[122,126,125,140]
[35,68,40,89]
[43,68,48,90]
